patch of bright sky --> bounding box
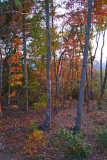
[92,30,107,63]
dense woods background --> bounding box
[0,0,107,159]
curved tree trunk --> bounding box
[74,0,92,132]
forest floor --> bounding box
[0,99,107,160]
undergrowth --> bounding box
[95,125,107,152]
[54,127,91,159]
[24,120,47,156]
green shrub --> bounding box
[33,101,46,111]
[33,94,47,111]
[51,98,61,108]
[55,128,91,159]
[96,125,107,152]
[27,120,38,132]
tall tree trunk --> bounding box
[74,0,92,132]
[22,0,28,111]
[69,62,73,107]
[6,0,14,117]
[0,0,2,119]
[0,47,2,119]
[51,0,58,113]
[45,0,51,128]
[100,30,105,94]
[63,58,72,108]
[90,32,100,107]
[100,60,107,99]
[53,55,59,113]
[86,70,90,113]
[6,34,14,117]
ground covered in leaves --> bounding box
[0,100,107,160]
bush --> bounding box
[92,110,107,125]
[55,128,91,159]
[27,120,38,132]
[24,130,46,155]
[96,125,107,152]
[33,101,46,111]
[33,94,47,111]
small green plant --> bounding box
[54,128,91,159]
[33,101,46,111]
[92,110,107,125]
[51,98,61,108]
[27,120,38,132]
[6,147,15,153]
[96,125,107,152]
[33,94,47,111]
[10,119,14,122]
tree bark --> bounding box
[22,0,28,111]
[0,0,2,119]
[100,60,107,99]
[86,70,90,113]
[0,47,2,119]
[90,32,100,106]
[100,30,105,94]
[75,0,92,132]
[45,0,51,128]
[6,33,14,117]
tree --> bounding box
[100,29,106,95]
[74,0,92,132]
[6,0,15,117]
[100,60,107,99]
[0,0,2,118]
[6,34,14,117]
[45,0,51,128]
[22,0,28,111]
[0,46,2,119]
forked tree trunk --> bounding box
[22,0,28,111]
[74,0,92,132]
[45,0,51,128]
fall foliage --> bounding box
[0,0,107,159]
